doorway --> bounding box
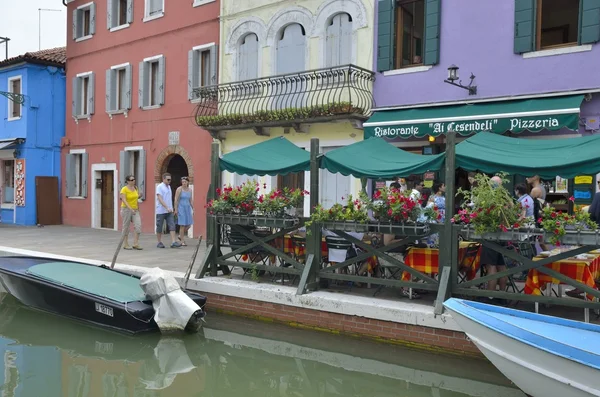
[35,176,61,225]
[100,171,114,229]
[278,172,305,216]
[166,154,189,234]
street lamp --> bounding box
[443,64,477,95]
[39,8,62,50]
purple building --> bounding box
[365,0,600,155]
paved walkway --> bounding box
[0,224,206,272]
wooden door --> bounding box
[35,176,61,225]
[101,171,114,229]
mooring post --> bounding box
[304,138,321,292]
[435,130,456,315]
[209,141,221,276]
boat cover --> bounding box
[139,337,196,390]
[139,268,201,333]
[27,262,146,303]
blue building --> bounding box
[0,47,65,225]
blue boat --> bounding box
[443,298,600,397]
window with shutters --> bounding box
[537,0,580,49]
[73,72,95,119]
[238,34,259,80]
[73,2,96,41]
[139,55,165,108]
[7,76,21,121]
[395,0,425,68]
[106,63,132,114]
[144,0,164,21]
[377,0,440,72]
[120,148,146,199]
[108,0,132,30]
[515,0,600,54]
[325,13,353,67]
[188,44,217,101]
[66,151,88,198]
[1,160,14,205]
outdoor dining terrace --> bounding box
[192,64,375,136]
[195,132,600,322]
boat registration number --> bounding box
[95,303,114,317]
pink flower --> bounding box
[569,196,575,202]
[500,225,508,232]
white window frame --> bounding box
[109,0,132,32]
[74,2,95,42]
[189,43,216,102]
[75,71,93,120]
[107,62,131,116]
[141,54,164,109]
[68,149,86,199]
[144,0,164,22]
[7,76,22,121]
[193,0,216,7]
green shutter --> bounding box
[579,0,600,45]
[423,0,441,65]
[514,0,536,53]
[377,0,396,72]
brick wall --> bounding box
[202,292,481,356]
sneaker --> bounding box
[132,245,143,250]
[171,242,182,248]
[157,242,165,248]
[123,245,132,250]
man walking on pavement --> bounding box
[155,173,181,248]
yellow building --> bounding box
[194,0,375,214]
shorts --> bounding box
[121,208,142,234]
[156,212,175,233]
[480,245,505,267]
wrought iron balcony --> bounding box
[193,64,375,135]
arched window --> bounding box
[238,33,259,81]
[276,23,306,74]
[325,13,353,67]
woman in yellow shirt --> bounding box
[120,175,142,250]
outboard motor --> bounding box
[140,268,205,333]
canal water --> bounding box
[0,290,525,397]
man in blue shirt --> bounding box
[155,173,181,248]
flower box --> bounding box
[320,221,431,236]
[460,226,600,246]
[212,214,300,228]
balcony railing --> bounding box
[193,64,375,134]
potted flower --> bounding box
[306,195,369,232]
[206,180,259,215]
[361,187,429,224]
[256,187,308,217]
[452,173,522,235]
[539,198,597,245]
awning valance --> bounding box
[220,137,310,176]
[320,138,444,179]
[455,132,600,179]
[0,138,22,150]
[363,95,584,141]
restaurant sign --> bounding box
[364,113,578,140]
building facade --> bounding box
[365,0,600,204]
[195,0,375,212]
[62,0,218,236]
[368,0,600,150]
[0,48,66,225]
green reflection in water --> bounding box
[0,292,525,397]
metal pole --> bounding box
[38,9,62,50]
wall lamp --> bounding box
[444,65,477,95]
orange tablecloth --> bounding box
[524,253,600,300]
[402,242,482,281]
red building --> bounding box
[62,0,218,237]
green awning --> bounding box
[220,137,310,175]
[363,95,584,140]
[455,132,600,179]
[320,138,445,179]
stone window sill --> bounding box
[1,204,14,210]
[193,0,216,7]
[522,44,592,59]
[75,35,93,43]
[110,24,130,32]
[383,65,433,76]
[143,12,164,23]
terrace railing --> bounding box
[193,65,375,133]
